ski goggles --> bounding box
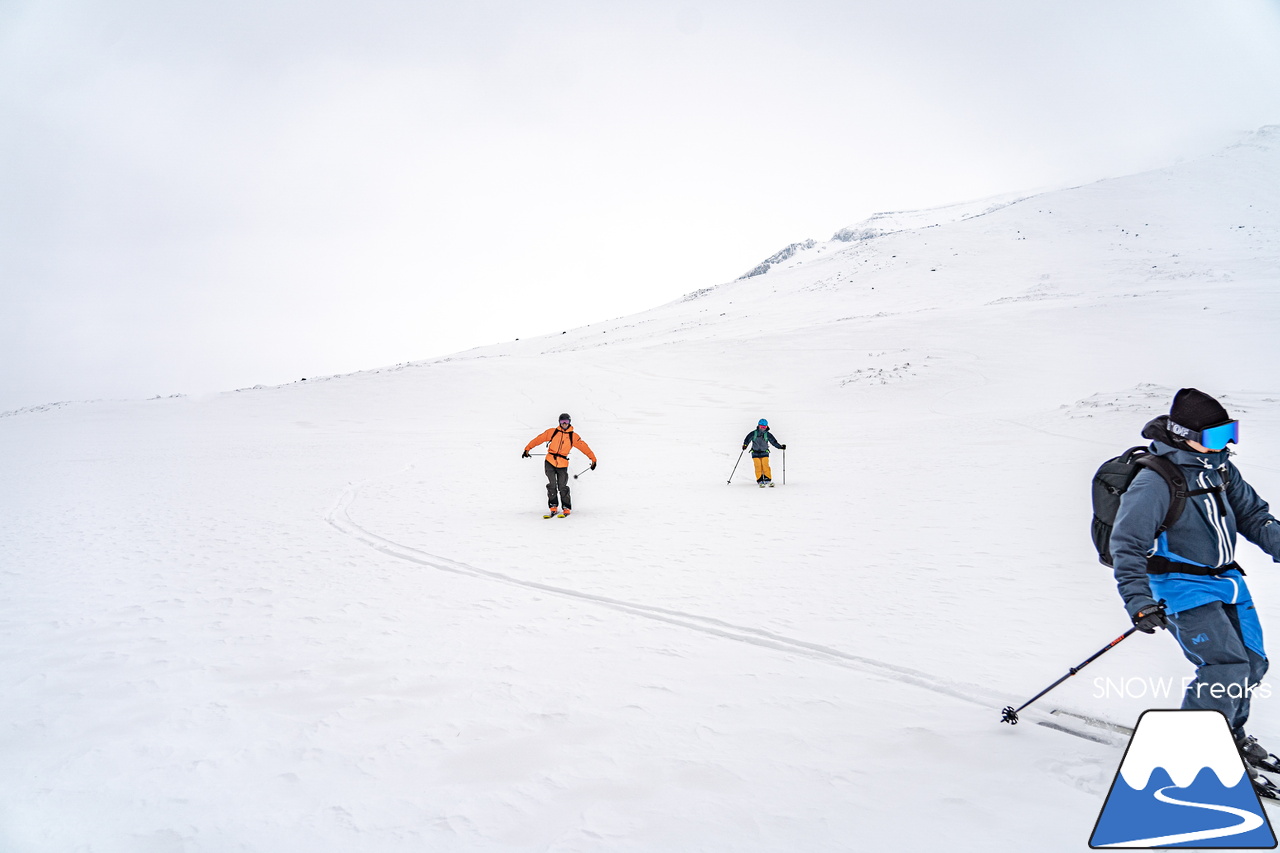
[1198,419,1239,450]
[1170,418,1239,450]
[559,419,571,426]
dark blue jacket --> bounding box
[1112,416,1280,617]
[744,426,783,458]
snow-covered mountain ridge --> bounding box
[434,124,1277,368]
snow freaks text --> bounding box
[1093,677,1274,701]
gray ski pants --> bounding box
[1168,600,1269,739]
[545,461,571,509]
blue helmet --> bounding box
[758,419,768,426]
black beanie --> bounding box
[1169,388,1230,431]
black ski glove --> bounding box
[1132,601,1169,634]
[590,461,597,470]
[781,444,787,450]
[521,450,531,458]
[742,444,748,450]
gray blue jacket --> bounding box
[744,426,783,458]
[1112,416,1280,618]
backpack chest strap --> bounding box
[1185,483,1228,516]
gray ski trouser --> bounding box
[1168,600,1269,739]
[545,461,571,509]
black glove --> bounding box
[1132,601,1169,634]
[590,461,597,470]
[742,444,748,450]
[781,444,787,450]
[522,450,531,458]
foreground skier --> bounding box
[1111,388,1280,781]
[522,413,597,518]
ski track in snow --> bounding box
[327,473,1001,713]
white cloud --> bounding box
[2,0,1279,409]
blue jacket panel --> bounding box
[1111,432,1280,618]
[744,427,783,458]
[1148,570,1251,619]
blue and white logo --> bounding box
[1091,709,1276,848]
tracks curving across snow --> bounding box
[327,477,1007,712]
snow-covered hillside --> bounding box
[2,127,1279,852]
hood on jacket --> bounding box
[1142,415,1185,449]
[1142,415,1232,467]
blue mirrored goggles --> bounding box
[1197,419,1239,450]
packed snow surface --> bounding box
[3,127,1280,851]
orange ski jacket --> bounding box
[524,426,597,469]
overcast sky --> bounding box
[2,1,1279,411]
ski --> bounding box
[1034,719,1116,745]
[1049,709,1134,736]
[1255,774,1280,801]
[1238,735,1280,774]
[1253,755,1280,774]
[543,510,558,519]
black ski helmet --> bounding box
[558,412,571,423]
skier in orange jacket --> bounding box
[522,413,597,517]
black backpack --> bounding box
[1091,447,1190,567]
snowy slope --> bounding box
[2,127,1279,852]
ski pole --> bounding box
[572,465,592,480]
[1000,627,1137,724]
[782,447,785,485]
[727,448,746,484]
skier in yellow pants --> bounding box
[742,419,786,487]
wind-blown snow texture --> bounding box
[2,128,1280,852]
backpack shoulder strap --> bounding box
[548,427,576,459]
[1134,452,1189,533]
